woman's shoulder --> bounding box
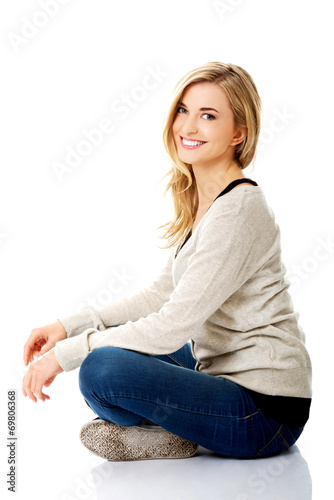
[195,185,281,259]
[199,184,278,242]
[208,184,269,219]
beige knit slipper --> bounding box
[80,418,198,461]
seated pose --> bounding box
[22,62,312,461]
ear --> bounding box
[230,126,248,146]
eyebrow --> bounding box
[179,102,220,113]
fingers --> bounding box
[22,370,34,402]
[23,330,47,366]
[22,352,60,403]
[22,363,39,402]
[24,350,35,367]
[31,371,50,402]
[23,337,34,366]
[24,389,37,403]
[22,378,37,403]
[32,370,47,402]
[23,376,47,402]
[44,375,56,387]
[23,339,34,366]
[35,341,53,359]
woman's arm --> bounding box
[58,249,175,338]
[22,250,175,402]
[55,212,275,371]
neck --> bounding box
[192,159,245,210]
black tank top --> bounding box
[214,177,258,199]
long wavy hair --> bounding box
[158,61,262,249]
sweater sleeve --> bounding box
[57,249,175,338]
[55,215,261,371]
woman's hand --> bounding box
[23,320,67,366]
[22,349,64,403]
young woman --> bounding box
[22,62,312,461]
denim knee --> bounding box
[79,347,115,397]
[78,350,95,398]
[79,346,136,398]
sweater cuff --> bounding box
[57,306,106,338]
[54,328,99,372]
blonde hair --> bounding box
[158,61,262,249]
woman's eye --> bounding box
[177,106,187,114]
[203,113,215,120]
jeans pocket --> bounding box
[255,420,304,458]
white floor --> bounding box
[13,440,312,500]
[91,444,311,500]
[13,440,314,500]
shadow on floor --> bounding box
[90,444,312,499]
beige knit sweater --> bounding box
[55,184,312,398]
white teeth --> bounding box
[182,138,205,146]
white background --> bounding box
[0,1,333,499]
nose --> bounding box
[177,114,198,136]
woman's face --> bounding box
[172,81,245,169]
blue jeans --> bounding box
[78,344,304,459]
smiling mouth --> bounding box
[180,136,207,149]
